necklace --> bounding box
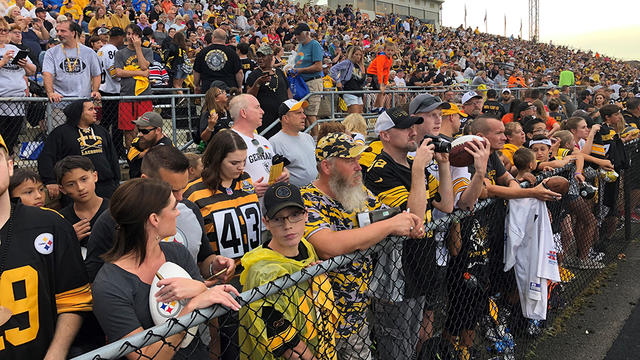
[62,44,79,73]
[263,69,279,92]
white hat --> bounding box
[502,88,511,94]
[461,91,482,105]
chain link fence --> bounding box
[68,138,640,360]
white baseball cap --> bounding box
[461,91,482,105]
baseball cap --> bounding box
[109,27,125,37]
[133,112,163,128]
[263,182,305,218]
[502,88,511,94]
[35,7,47,14]
[442,103,467,117]
[316,132,371,162]
[96,27,110,36]
[293,23,311,35]
[0,133,7,153]
[256,44,273,55]
[461,91,483,105]
[409,94,449,115]
[375,106,424,135]
[278,99,308,117]
[210,80,230,91]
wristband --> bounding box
[206,126,214,132]
[574,172,582,176]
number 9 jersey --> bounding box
[0,203,92,360]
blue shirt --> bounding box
[294,39,323,81]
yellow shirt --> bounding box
[110,13,130,30]
[60,3,82,21]
[88,16,111,34]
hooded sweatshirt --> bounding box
[38,100,120,198]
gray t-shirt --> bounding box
[0,44,33,116]
[114,46,155,96]
[42,43,101,98]
[92,242,209,358]
[270,130,318,187]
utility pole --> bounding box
[529,0,539,42]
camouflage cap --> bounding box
[315,133,371,162]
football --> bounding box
[149,262,198,348]
[543,176,570,196]
[449,135,487,167]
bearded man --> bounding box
[300,132,424,360]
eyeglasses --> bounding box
[138,127,157,135]
[0,29,8,34]
[268,210,305,227]
[251,138,264,155]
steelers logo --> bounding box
[205,49,228,72]
[157,300,184,318]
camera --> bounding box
[357,207,402,227]
[423,134,451,153]
[579,182,597,199]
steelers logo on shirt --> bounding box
[34,233,54,255]
[205,49,228,71]
[59,58,87,73]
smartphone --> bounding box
[11,49,30,65]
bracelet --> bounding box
[574,172,582,176]
[209,261,214,277]
[206,126,214,132]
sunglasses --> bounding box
[138,127,156,135]
[0,29,8,34]
[251,138,265,155]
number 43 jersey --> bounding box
[0,203,92,360]
[184,172,262,261]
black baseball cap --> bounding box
[293,23,311,35]
[375,106,424,135]
[264,183,305,218]
[109,27,125,37]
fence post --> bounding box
[171,96,177,145]
[330,91,335,120]
[45,102,52,133]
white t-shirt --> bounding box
[42,43,101,98]
[97,43,120,94]
[232,129,275,192]
[0,44,33,116]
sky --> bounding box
[440,0,640,61]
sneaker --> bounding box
[589,248,605,262]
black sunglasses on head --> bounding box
[138,127,157,135]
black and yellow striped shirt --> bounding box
[183,173,262,260]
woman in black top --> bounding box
[199,86,232,144]
[92,178,241,359]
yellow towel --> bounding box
[123,64,150,96]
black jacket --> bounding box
[38,123,120,198]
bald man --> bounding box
[193,28,243,93]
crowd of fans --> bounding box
[2,0,640,359]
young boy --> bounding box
[9,169,47,207]
[512,147,537,183]
[185,152,203,182]
[55,155,109,248]
[239,182,337,360]
[523,117,548,141]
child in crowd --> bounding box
[502,122,526,165]
[342,113,368,145]
[512,147,537,184]
[523,117,548,141]
[185,152,203,182]
[55,156,109,248]
[9,169,46,207]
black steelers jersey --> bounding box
[364,150,438,220]
[183,172,261,261]
[0,203,91,360]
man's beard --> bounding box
[328,171,368,213]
